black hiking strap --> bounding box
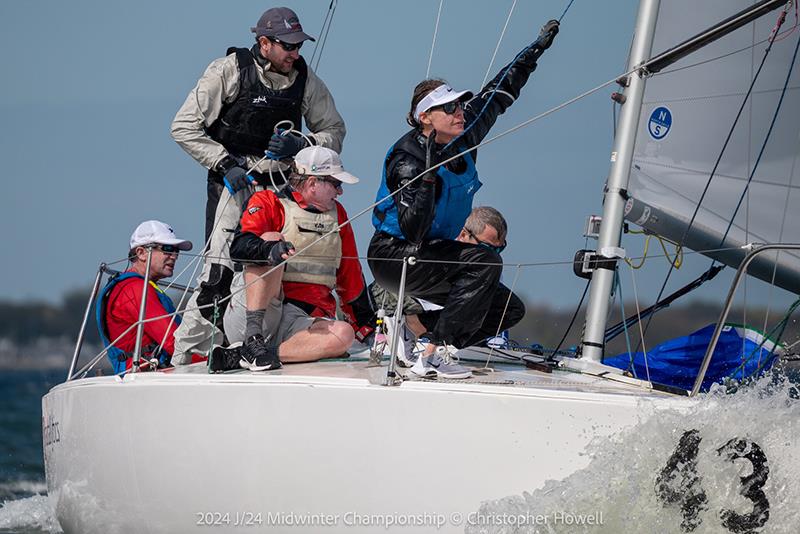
[604,265,724,343]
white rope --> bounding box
[482,0,518,87]
[426,0,445,78]
[483,264,522,369]
[626,263,650,383]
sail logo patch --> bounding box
[648,106,672,140]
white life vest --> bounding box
[279,197,342,288]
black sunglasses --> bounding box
[268,37,303,52]
[318,176,343,189]
[431,100,464,115]
[154,244,181,254]
[465,228,506,254]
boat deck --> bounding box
[104,345,680,401]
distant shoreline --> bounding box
[0,339,106,372]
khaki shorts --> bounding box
[223,272,320,345]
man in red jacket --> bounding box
[213,146,374,372]
[98,221,193,373]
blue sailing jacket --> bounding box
[372,144,481,241]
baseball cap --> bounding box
[251,7,316,44]
[130,220,193,251]
[413,84,473,121]
[294,146,359,184]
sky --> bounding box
[1,0,795,315]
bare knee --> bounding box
[330,320,355,350]
[314,320,354,355]
[279,319,355,362]
[308,320,353,355]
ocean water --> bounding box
[0,370,63,534]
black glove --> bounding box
[217,156,253,194]
[421,131,437,184]
[537,20,559,50]
[266,132,307,160]
[264,240,295,266]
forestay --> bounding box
[624,0,800,293]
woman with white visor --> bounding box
[369,20,560,379]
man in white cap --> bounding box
[211,146,375,372]
[170,6,346,363]
[96,221,192,374]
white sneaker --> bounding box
[383,316,422,368]
[411,345,472,379]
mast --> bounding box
[580,0,661,362]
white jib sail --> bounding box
[625,0,800,293]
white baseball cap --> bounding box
[413,84,473,121]
[294,146,359,184]
[130,220,193,250]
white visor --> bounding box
[413,84,473,121]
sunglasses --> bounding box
[154,244,181,254]
[318,176,343,189]
[268,37,303,52]
[431,100,464,115]
[465,228,506,254]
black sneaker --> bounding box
[240,334,282,371]
[209,343,244,373]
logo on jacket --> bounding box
[252,96,271,105]
[248,206,262,215]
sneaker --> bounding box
[209,342,244,373]
[411,345,472,379]
[240,334,282,371]
[383,316,420,367]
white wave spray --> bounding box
[467,375,800,534]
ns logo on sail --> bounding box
[648,106,673,140]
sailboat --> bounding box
[42,1,800,533]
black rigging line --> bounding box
[552,280,591,357]
[309,0,337,72]
[716,30,800,258]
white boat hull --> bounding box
[43,361,685,533]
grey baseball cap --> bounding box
[251,7,316,44]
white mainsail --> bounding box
[624,0,800,293]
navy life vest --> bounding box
[206,46,307,157]
[372,143,481,241]
[95,272,180,375]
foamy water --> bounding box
[467,375,800,534]
[0,491,61,534]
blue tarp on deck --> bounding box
[603,324,783,392]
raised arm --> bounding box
[460,20,560,148]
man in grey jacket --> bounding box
[170,6,346,363]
